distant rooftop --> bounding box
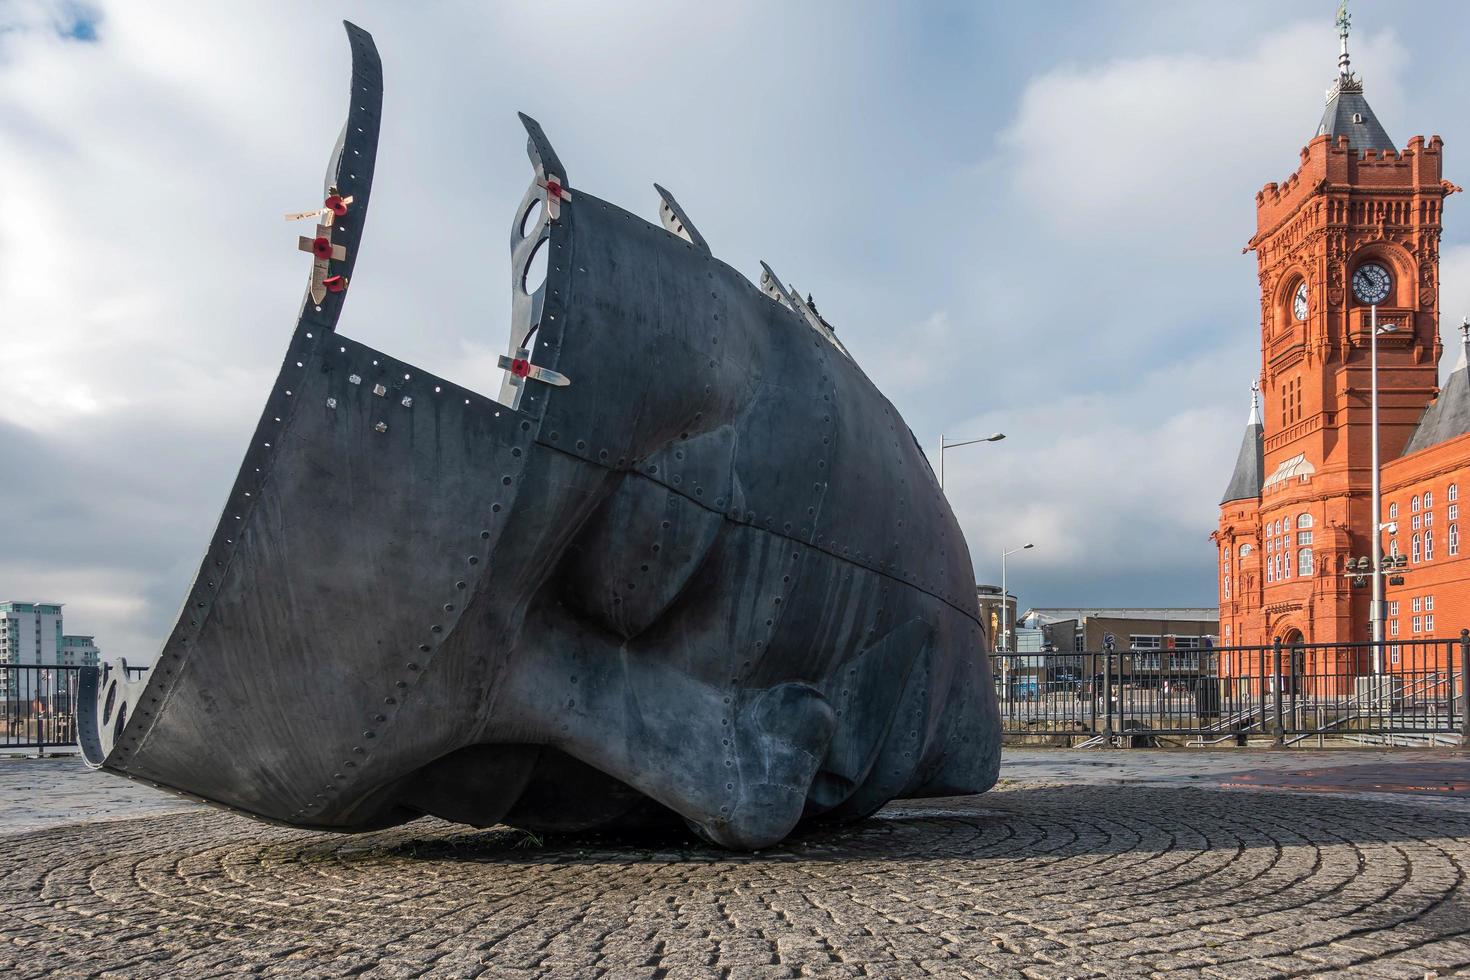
[1023,608,1219,625]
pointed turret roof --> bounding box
[1315,1,1395,152]
[1221,389,1264,505]
[1402,324,1470,455]
[1317,87,1395,151]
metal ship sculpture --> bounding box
[78,23,1000,849]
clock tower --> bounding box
[1216,3,1455,656]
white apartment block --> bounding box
[0,601,101,701]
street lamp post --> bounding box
[1000,542,1035,701]
[1352,258,1394,672]
[938,432,1005,489]
[1369,313,1394,670]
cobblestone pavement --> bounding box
[3,753,1470,978]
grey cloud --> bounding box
[5,1,1470,656]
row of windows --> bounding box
[1133,651,1202,670]
[1389,484,1458,520]
[1388,524,1461,562]
[1126,635,1204,650]
[1388,615,1435,635]
[1264,548,1314,582]
[1387,595,1436,637]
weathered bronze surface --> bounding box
[79,22,1000,849]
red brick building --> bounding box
[1213,15,1467,682]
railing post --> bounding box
[1257,642,1268,737]
[1088,654,1098,735]
[1272,636,1285,746]
[1102,651,1114,748]
[1460,629,1470,742]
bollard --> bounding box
[1272,636,1285,746]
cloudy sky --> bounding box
[5,0,1470,660]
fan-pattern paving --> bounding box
[2,785,1469,979]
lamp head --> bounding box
[985,432,1006,442]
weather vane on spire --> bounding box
[1336,0,1352,81]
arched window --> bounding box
[1298,548,1313,576]
[1425,490,1434,508]
[1451,524,1460,556]
[1283,552,1292,578]
[1412,495,1421,512]
[1389,501,1399,519]
[1426,530,1435,561]
[1390,538,1401,557]
[1266,558,1274,583]
[1296,514,1313,528]
[1239,543,1252,557]
[1450,484,1459,502]
[1412,533,1422,563]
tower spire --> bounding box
[1460,317,1470,376]
[1221,382,1265,505]
[1336,0,1352,82]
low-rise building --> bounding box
[975,584,1018,651]
[1022,607,1220,687]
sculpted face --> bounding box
[79,25,1001,850]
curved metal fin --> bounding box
[759,260,796,308]
[296,21,383,327]
[518,112,567,184]
[653,183,709,252]
[759,260,849,357]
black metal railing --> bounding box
[1,664,85,751]
[990,633,1470,747]
[0,663,146,752]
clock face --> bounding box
[1352,262,1392,305]
[1292,281,1309,321]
